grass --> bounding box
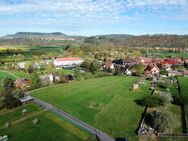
[0,104,41,127]
[0,71,17,81]
[178,77,188,129]
[0,104,90,141]
[10,71,29,78]
[31,76,151,140]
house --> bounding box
[53,58,84,67]
[151,66,160,75]
[104,60,114,69]
[15,78,30,89]
[125,69,132,75]
[183,70,188,77]
[39,74,54,86]
[168,70,183,77]
[18,62,26,69]
[145,65,160,75]
[160,59,182,67]
[164,65,172,71]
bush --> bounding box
[114,66,121,75]
[145,109,176,132]
[4,94,22,109]
[159,92,173,104]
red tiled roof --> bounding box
[160,60,181,65]
[55,58,82,61]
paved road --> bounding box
[32,97,115,141]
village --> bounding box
[11,56,188,89]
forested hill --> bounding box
[85,35,188,48]
[0,33,188,48]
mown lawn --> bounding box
[31,76,151,140]
[0,104,90,141]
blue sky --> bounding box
[0,0,188,36]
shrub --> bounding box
[159,92,173,104]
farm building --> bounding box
[53,58,84,67]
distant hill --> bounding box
[2,32,85,41]
[1,32,188,48]
[85,34,188,48]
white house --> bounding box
[151,66,160,74]
[18,62,26,69]
[53,58,84,67]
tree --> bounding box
[2,77,22,109]
[74,67,82,80]
[28,65,34,74]
[160,70,168,76]
[3,77,15,95]
[145,109,176,132]
[135,64,144,76]
[18,89,25,98]
[81,60,91,71]
[135,96,166,107]
[0,95,5,109]
[114,66,121,75]
[30,73,41,90]
[89,62,95,74]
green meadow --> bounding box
[31,76,151,140]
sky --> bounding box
[0,0,188,36]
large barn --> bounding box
[53,58,84,67]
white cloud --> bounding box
[0,0,188,34]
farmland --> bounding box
[0,104,90,141]
[30,76,151,140]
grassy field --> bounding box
[0,104,90,141]
[31,76,151,140]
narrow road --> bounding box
[32,97,115,141]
